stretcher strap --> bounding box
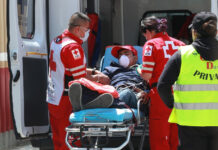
[116,101,137,125]
[123,104,138,126]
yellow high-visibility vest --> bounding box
[169,45,218,126]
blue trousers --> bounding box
[118,89,138,108]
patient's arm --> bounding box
[86,68,110,85]
[94,74,110,85]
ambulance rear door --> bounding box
[8,0,49,138]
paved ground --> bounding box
[5,138,53,150]
[8,143,39,150]
[0,131,53,150]
[3,139,39,150]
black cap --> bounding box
[189,11,217,32]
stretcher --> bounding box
[65,46,148,150]
[65,100,147,150]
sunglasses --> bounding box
[141,26,147,33]
[71,24,89,31]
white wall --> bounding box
[49,0,80,42]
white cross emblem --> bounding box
[163,41,178,58]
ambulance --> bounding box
[0,0,218,149]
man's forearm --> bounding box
[157,51,181,109]
[157,83,174,109]
[86,68,96,81]
[86,68,110,84]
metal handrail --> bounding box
[26,52,47,57]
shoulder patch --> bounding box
[144,45,153,56]
[54,36,62,43]
[71,49,81,59]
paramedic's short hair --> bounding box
[68,12,90,30]
[141,16,168,33]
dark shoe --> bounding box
[80,84,100,106]
[82,93,114,110]
[68,83,82,112]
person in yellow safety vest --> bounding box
[157,11,218,150]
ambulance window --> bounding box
[139,10,193,45]
[17,0,35,39]
[144,11,192,37]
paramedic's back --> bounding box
[139,16,185,150]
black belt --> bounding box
[116,84,135,91]
[151,82,157,89]
[63,90,68,96]
[64,74,74,96]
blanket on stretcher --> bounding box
[69,108,139,123]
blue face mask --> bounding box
[81,30,90,42]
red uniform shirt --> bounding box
[60,30,86,79]
[142,32,185,86]
[47,30,87,105]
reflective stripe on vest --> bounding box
[174,102,218,110]
[169,45,218,126]
[173,84,218,91]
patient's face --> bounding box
[118,49,137,67]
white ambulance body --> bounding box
[0,0,218,148]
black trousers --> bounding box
[80,84,122,107]
[178,125,218,150]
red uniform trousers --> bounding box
[149,88,178,150]
[48,96,80,150]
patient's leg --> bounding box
[83,93,114,109]
[118,89,138,108]
[69,83,114,111]
[68,83,83,112]
[81,85,114,109]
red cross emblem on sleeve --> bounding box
[144,45,153,56]
[72,49,81,59]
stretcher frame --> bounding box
[65,100,147,150]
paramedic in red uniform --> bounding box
[47,12,109,150]
[139,16,185,150]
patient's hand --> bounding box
[94,73,110,85]
[137,91,148,104]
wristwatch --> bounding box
[92,68,96,75]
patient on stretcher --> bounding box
[68,45,149,112]
[65,46,149,150]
